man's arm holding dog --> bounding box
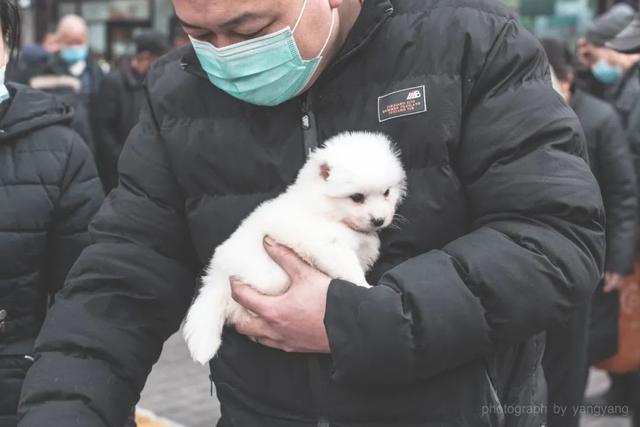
[18,96,199,426]
[234,18,605,385]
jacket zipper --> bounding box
[301,92,319,154]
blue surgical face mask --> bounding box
[0,66,9,104]
[61,45,88,64]
[591,59,623,84]
[190,0,336,106]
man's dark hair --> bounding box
[0,0,20,58]
[539,38,575,81]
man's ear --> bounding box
[319,162,331,180]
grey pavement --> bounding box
[138,333,632,427]
[138,333,219,427]
[581,370,631,427]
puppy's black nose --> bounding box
[371,217,385,227]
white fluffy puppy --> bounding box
[183,131,407,364]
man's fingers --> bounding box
[604,272,624,293]
[263,236,309,280]
[603,281,615,293]
[231,282,274,317]
[235,318,287,351]
[235,316,269,337]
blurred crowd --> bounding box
[540,4,640,427]
[7,13,171,193]
[2,1,640,427]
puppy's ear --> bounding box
[319,162,331,181]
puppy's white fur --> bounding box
[183,131,407,364]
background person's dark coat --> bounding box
[576,88,638,366]
[543,89,637,427]
[574,90,638,367]
[574,89,637,277]
[18,1,605,426]
[93,58,146,192]
[0,83,103,426]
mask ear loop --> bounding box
[317,7,336,58]
[292,0,309,33]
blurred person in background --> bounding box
[577,4,640,127]
[6,26,58,80]
[541,37,637,427]
[0,1,104,426]
[601,14,640,426]
[577,10,640,412]
[94,30,170,193]
[610,13,640,203]
[17,14,104,157]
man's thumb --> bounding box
[264,236,307,280]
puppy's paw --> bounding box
[182,311,223,365]
[183,324,222,365]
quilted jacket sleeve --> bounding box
[324,18,605,385]
[46,131,104,295]
[18,93,198,426]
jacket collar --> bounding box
[180,0,394,81]
[328,0,394,72]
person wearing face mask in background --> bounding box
[16,14,104,159]
[577,13,640,374]
[577,5,640,128]
[591,14,640,426]
[577,7,640,417]
[0,1,104,426]
[93,30,170,193]
[541,38,637,427]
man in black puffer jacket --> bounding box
[18,1,605,426]
[0,80,104,424]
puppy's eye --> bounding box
[350,193,365,203]
[383,189,390,197]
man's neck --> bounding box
[336,0,364,51]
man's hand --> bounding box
[231,237,332,353]
[604,272,624,293]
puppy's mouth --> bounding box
[342,220,377,235]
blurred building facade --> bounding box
[18,0,182,60]
[15,0,640,61]
[505,0,637,41]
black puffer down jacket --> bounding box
[18,1,605,426]
[0,83,103,425]
[572,89,637,276]
[603,61,640,129]
[93,58,147,192]
[570,90,637,367]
